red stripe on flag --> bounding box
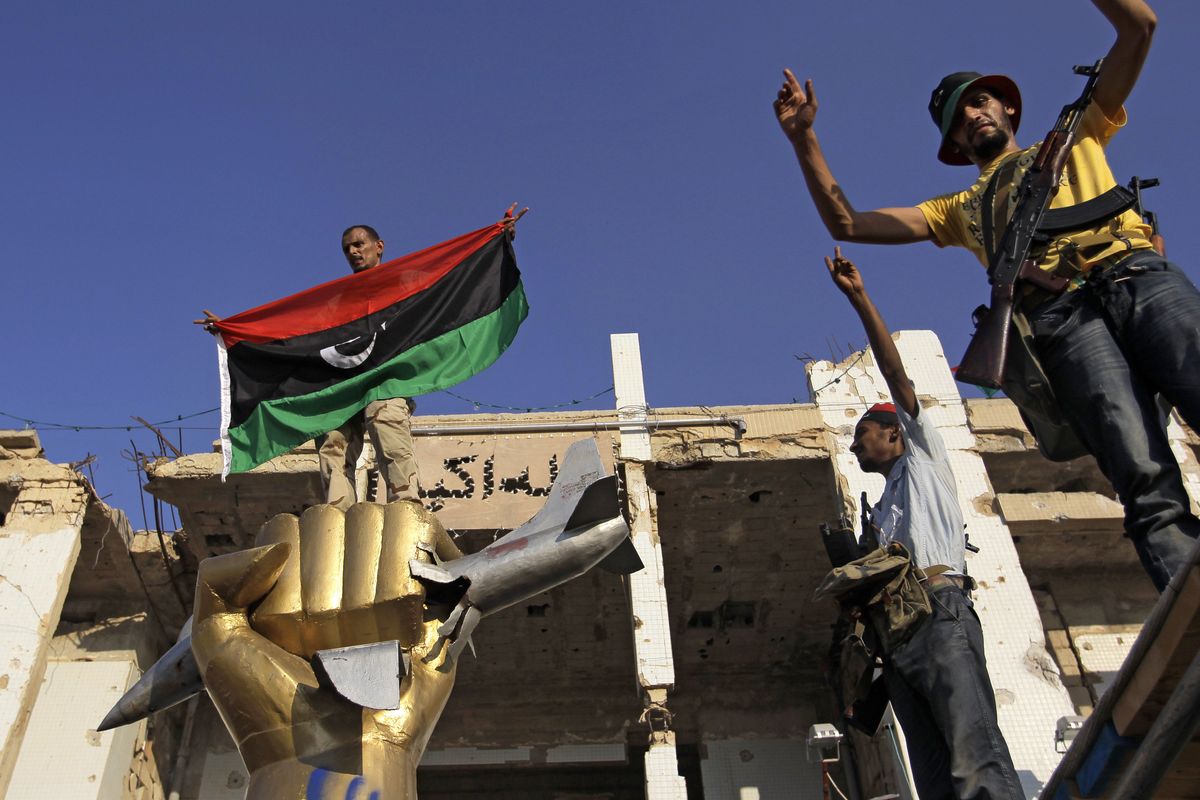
[214,223,504,347]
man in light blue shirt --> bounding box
[826,247,1021,800]
[859,399,966,577]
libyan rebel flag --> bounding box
[211,222,528,476]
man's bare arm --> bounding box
[825,248,918,417]
[1091,0,1156,119]
[774,70,932,244]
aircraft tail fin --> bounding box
[597,537,644,575]
[564,475,620,531]
[520,438,606,535]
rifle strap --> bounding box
[981,156,1022,266]
[1058,225,1146,267]
[1004,307,1091,461]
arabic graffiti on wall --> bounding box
[417,454,560,512]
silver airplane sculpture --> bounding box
[411,438,643,664]
[98,438,641,731]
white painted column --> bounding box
[9,660,145,799]
[1167,413,1200,514]
[0,475,88,797]
[611,333,688,800]
[610,333,651,463]
[808,330,1076,797]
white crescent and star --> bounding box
[318,320,389,369]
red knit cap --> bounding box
[860,402,898,425]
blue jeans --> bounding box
[1029,252,1200,591]
[884,586,1023,800]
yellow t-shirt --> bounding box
[917,103,1152,273]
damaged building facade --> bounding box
[0,330,1188,799]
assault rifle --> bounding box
[859,490,879,552]
[819,490,881,567]
[955,59,1105,389]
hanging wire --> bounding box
[807,347,869,396]
[0,407,219,432]
[1,384,620,432]
[4,374,991,443]
[436,386,614,412]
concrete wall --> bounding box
[8,319,1187,798]
[699,739,824,800]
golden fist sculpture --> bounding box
[100,440,639,799]
[191,501,463,799]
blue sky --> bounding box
[5,1,1198,518]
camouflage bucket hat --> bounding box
[928,71,1022,165]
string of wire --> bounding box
[439,385,614,412]
[807,348,868,395]
[2,388,997,433]
[2,341,1000,434]
[0,385,618,433]
[0,407,220,432]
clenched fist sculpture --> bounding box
[192,501,462,799]
[99,440,640,799]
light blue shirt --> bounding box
[870,404,967,574]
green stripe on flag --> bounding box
[227,282,528,473]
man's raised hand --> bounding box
[192,309,222,335]
[824,246,865,299]
[773,69,817,142]
[501,203,529,239]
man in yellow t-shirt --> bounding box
[917,95,1154,275]
[773,0,1198,593]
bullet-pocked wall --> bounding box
[5,327,1189,799]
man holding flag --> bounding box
[196,206,529,502]
[314,223,420,509]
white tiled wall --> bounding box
[700,739,825,800]
[8,659,141,800]
[645,742,689,799]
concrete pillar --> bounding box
[10,614,165,799]
[1167,413,1200,514]
[9,659,147,798]
[0,459,89,797]
[611,334,689,799]
[808,330,1076,797]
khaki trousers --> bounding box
[316,397,419,510]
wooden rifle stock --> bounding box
[1151,231,1165,257]
[956,282,1016,389]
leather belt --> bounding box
[1017,283,1061,314]
[1018,247,1156,314]
[924,574,975,594]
